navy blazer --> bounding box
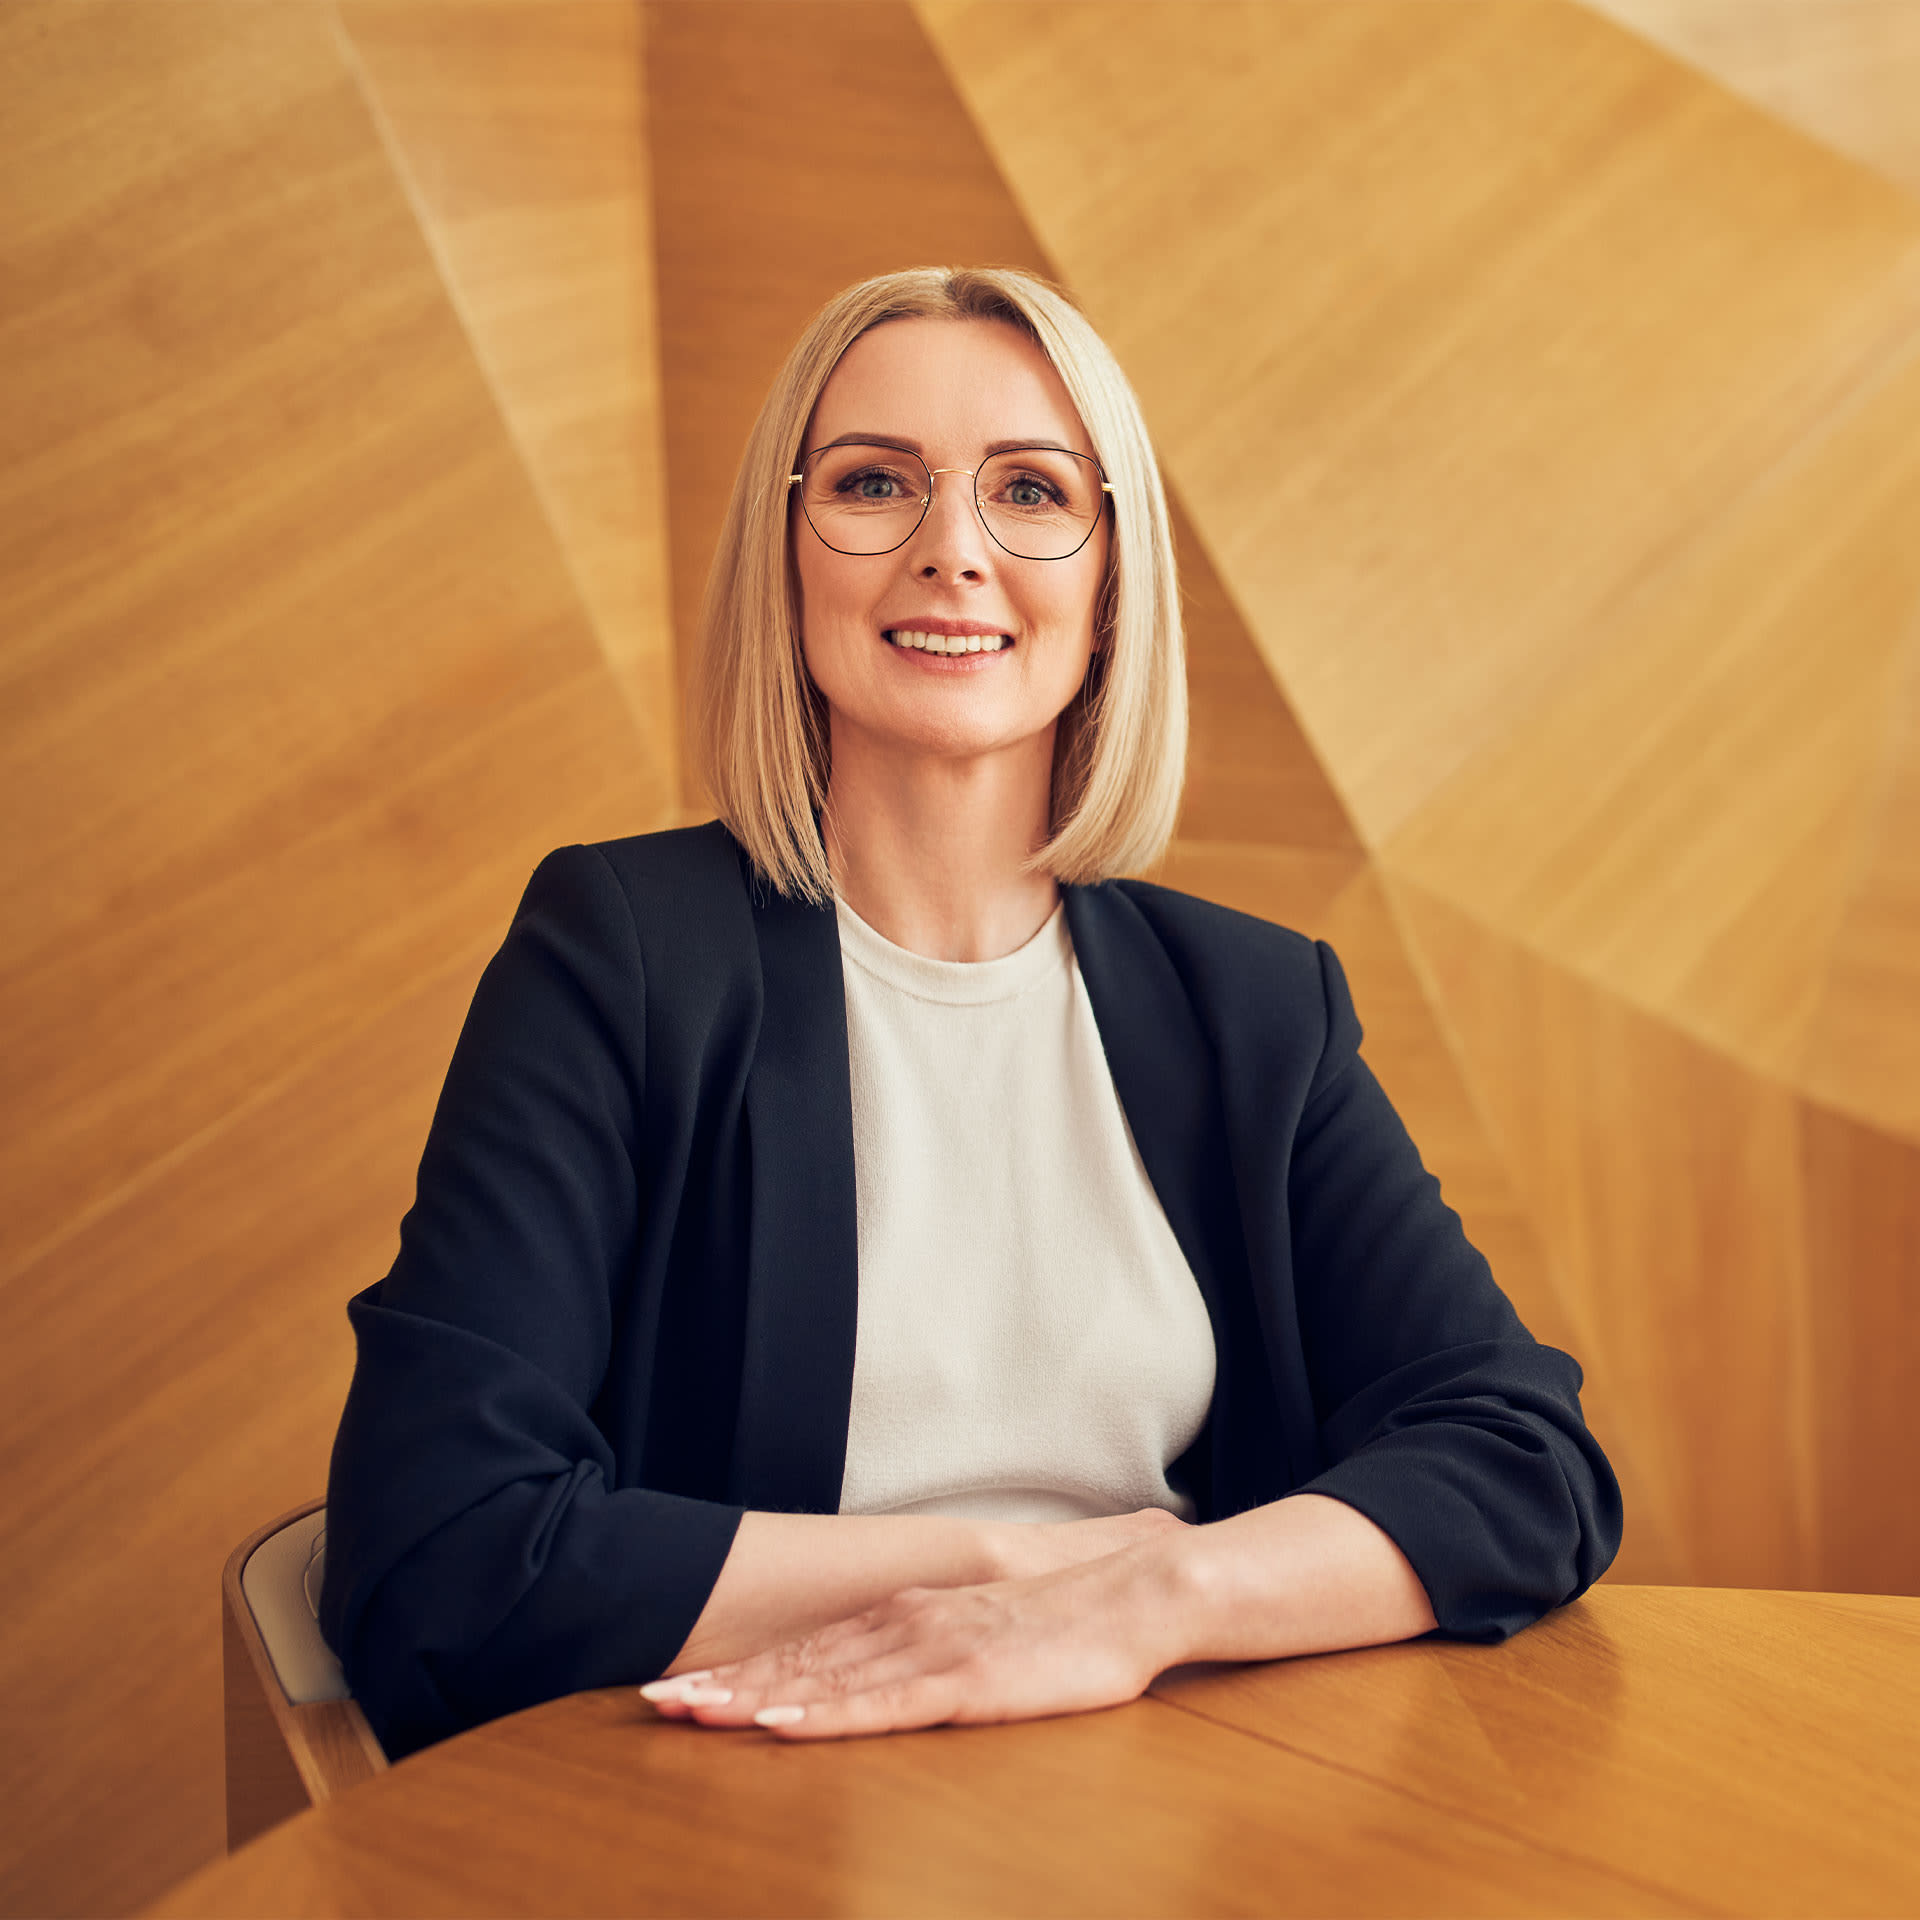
[322,822,1621,1758]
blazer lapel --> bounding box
[731,880,859,1513]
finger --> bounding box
[684,1634,952,1727]
[754,1670,968,1742]
[662,1621,920,1726]
[700,1604,923,1701]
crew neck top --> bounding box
[833,896,1216,1524]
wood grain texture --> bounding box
[1392,881,1816,1590]
[1800,619,1920,1144]
[918,0,1920,848]
[152,1694,1656,1917]
[1157,1584,1920,1919]
[0,3,665,1912]
[337,1,679,778]
[1585,0,1920,197]
[149,1589,1920,1918]
[1386,335,1920,1082]
[1800,1104,1920,1596]
[223,1501,386,1851]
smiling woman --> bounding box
[320,267,1621,1756]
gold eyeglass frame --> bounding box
[787,444,1114,562]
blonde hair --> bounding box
[692,266,1186,903]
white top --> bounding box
[834,896,1217,1525]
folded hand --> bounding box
[641,1548,1184,1741]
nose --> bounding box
[905,467,993,581]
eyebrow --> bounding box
[811,432,1088,459]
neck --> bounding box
[822,726,1060,963]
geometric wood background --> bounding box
[2,4,1916,1912]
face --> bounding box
[793,316,1109,775]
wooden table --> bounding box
[153,1587,1920,1917]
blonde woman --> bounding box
[323,268,1620,1754]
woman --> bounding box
[322,267,1620,1757]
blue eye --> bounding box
[841,467,913,502]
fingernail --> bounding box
[638,1670,712,1701]
[755,1705,805,1727]
[679,1685,733,1706]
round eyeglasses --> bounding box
[789,442,1112,562]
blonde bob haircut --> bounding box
[692,265,1186,904]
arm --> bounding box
[648,938,1612,1738]
[644,1493,1431,1735]
[322,845,1175,1753]
[667,1506,1192,1675]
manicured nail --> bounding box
[638,1670,712,1701]
[755,1705,805,1727]
[679,1685,733,1706]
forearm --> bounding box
[1134,1493,1438,1670]
[667,1511,1011,1674]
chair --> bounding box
[223,1498,387,1850]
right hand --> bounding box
[990,1506,1191,1582]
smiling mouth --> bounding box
[884,629,1011,655]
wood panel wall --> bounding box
[2,3,1916,1913]
[0,5,671,1914]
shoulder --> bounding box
[1087,876,1330,1004]
[1077,876,1361,1094]
[516,820,753,946]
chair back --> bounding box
[223,1499,387,1850]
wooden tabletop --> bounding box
[152,1586,1920,1918]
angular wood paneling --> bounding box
[1586,0,1920,197]
[1387,338,1920,1081]
[1800,625,1920,1144]
[338,0,679,776]
[0,3,665,1912]
[1395,882,1814,1591]
[918,0,1920,847]
[1800,1103,1920,1596]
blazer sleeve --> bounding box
[319,845,743,1758]
[1288,944,1623,1640]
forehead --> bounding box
[807,316,1093,458]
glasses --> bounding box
[789,443,1112,561]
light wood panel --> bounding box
[1800,1103,1920,1596]
[1392,880,1815,1590]
[1386,336,1920,1082]
[1801,620,1920,1144]
[1585,0,1920,197]
[918,0,1920,848]
[337,0,679,778]
[1170,493,1359,854]
[0,3,665,1913]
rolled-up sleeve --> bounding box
[1290,944,1623,1639]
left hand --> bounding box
[640,1551,1182,1740]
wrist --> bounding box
[1112,1525,1213,1674]
[971,1519,1028,1585]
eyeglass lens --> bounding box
[796,444,1104,560]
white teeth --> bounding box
[887,630,1007,654]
